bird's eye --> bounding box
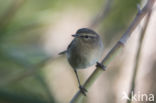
[84,35,89,38]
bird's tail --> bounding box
[58,50,67,55]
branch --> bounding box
[127,3,153,103]
[35,74,56,103]
[0,50,56,102]
[89,0,114,28]
[0,56,52,87]
[0,0,25,28]
[70,0,155,103]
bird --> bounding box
[59,28,105,96]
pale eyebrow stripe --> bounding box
[82,33,96,36]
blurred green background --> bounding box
[1,0,156,103]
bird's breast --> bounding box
[67,42,103,69]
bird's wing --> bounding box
[58,50,67,55]
[59,38,75,55]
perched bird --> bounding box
[59,28,105,96]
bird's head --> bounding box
[72,28,100,43]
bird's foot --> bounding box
[79,85,87,96]
[96,62,106,70]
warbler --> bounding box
[59,28,104,96]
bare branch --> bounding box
[127,4,153,103]
[0,56,52,87]
[0,0,25,28]
[89,0,114,28]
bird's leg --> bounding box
[74,69,87,96]
[96,62,106,70]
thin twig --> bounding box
[0,56,52,87]
[0,55,55,102]
[70,0,155,103]
[35,74,55,103]
[89,0,114,28]
[127,5,153,103]
[0,0,25,28]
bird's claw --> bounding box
[96,62,106,70]
[79,85,87,96]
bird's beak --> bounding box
[72,34,79,38]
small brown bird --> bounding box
[59,28,104,95]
